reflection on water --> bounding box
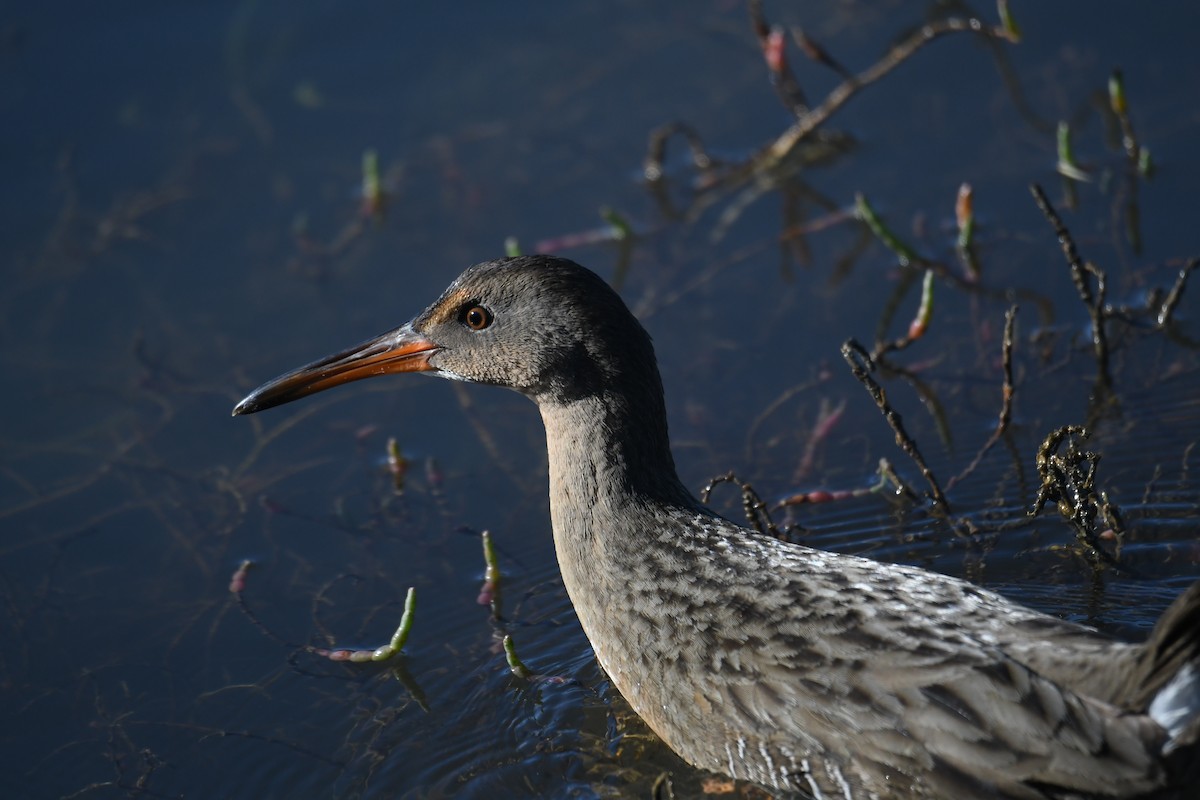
[2,1,1200,797]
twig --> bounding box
[756,16,1016,175]
[947,305,1018,490]
[230,560,294,647]
[840,339,949,513]
[643,122,715,183]
[877,458,920,503]
[652,771,677,800]
[1029,184,1113,389]
[700,471,787,539]
[790,26,853,80]
[1157,257,1199,328]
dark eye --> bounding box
[462,305,493,331]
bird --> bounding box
[234,255,1200,799]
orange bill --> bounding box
[233,324,439,415]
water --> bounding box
[3,2,1200,797]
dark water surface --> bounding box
[3,2,1200,798]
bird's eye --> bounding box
[462,305,493,331]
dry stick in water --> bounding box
[309,573,363,645]
[790,26,854,81]
[841,339,950,514]
[756,16,1017,179]
[651,772,677,800]
[1157,257,1200,328]
[1029,184,1113,391]
[643,122,714,183]
[700,471,786,539]
[228,559,294,647]
[947,305,1019,491]
[1028,426,1126,572]
[876,458,920,504]
[646,12,1016,199]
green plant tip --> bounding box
[362,149,382,204]
[1056,121,1074,163]
[855,192,917,267]
[387,586,417,653]
[600,207,633,241]
[1138,147,1154,178]
[997,0,1021,41]
[481,530,501,583]
[1108,71,1127,116]
[503,634,531,678]
[362,149,379,174]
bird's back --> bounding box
[570,506,1192,799]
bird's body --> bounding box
[235,256,1200,798]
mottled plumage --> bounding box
[235,256,1200,799]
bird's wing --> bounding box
[707,587,1165,799]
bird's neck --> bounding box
[537,383,699,586]
[539,388,694,522]
[537,387,701,666]
[537,386,722,723]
